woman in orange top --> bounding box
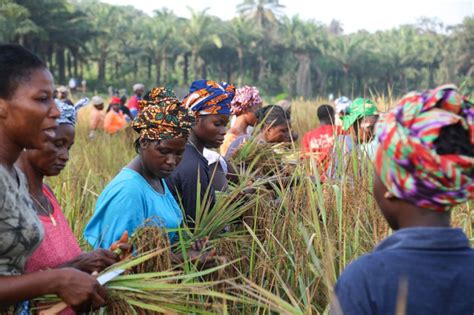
[104,97,127,134]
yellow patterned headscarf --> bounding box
[131,87,195,141]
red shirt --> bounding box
[302,125,342,175]
[127,95,140,111]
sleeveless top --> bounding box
[25,185,82,273]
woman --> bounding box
[226,105,291,159]
[166,80,235,227]
[332,85,474,315]
[127,83,145,117]
[84,87,195,249]
[104,96,127,134]
[221,85,262,157]
[334,96,351,127]
[0,44,106,313]
[89,95,105,138]
[340,97,379,159]
[16,100,128,314]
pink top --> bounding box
[26,185,82,315]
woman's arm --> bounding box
[0,268,106,311]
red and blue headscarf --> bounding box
[182,80,235,117]
[375,84,473,211]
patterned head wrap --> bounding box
[375,84,474,212]
[231,86,263,115]
[55,98,88,126]
[335,96,352,114]
[131,87,195,141]
[342,98,378,130]
[182,80,235,116]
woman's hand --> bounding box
[172,237,227,269]
[55,268,107,312]
[109,231,132,260]
[63,249,120,274]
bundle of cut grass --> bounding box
[33,250,239,314]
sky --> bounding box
[101,0,473,33]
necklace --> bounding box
[31,194,57,227]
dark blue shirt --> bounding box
[332,227,474,315]
[165,143,215,227]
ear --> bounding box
[139,138,150,151]
[0,99,8,119]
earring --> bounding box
[384,191,394,199]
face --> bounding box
[264,123,291,143]
[25,124,75,177]
[358,115,378,143]
[194,114,229,148]
[0,68,60,150]
[58,90,68,99]
[244,104,262,126]
[136,88,144,97]
[141,138,187,178]
[94,103,104,111]
[111,103,120,112]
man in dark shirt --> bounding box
[331,86,474,315]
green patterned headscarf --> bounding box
[131,87,195,141]
[342,98,378,130]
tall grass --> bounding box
[46,98,473,313]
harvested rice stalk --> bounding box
[130,226,172,273]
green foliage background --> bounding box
[1,0,473,98]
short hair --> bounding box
[317,104,335,122]
[255,105,289,127]
[0,44,47,99]
[434,123,474,157]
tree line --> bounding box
[1,0,472,98]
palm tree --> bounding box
[280,16,326,98]
[80,1,122,86]
[227,17,261,86]
[0,1,39,43]
[236,0,284,30]
[184,8,222,81]
[140,10,181,85]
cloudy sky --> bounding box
[102,0,473,33]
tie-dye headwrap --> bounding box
[55,98,88,126]
[182,80,235,116]
[342,98,378,130]
[231,86,263,115]
[131,87,195,141]
[375,84,474,212]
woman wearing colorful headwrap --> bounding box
[221,86,263,157]
[166,80,235,227]
[331,85,474,315]
[84,87,195,249]
[16,100,129,315]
